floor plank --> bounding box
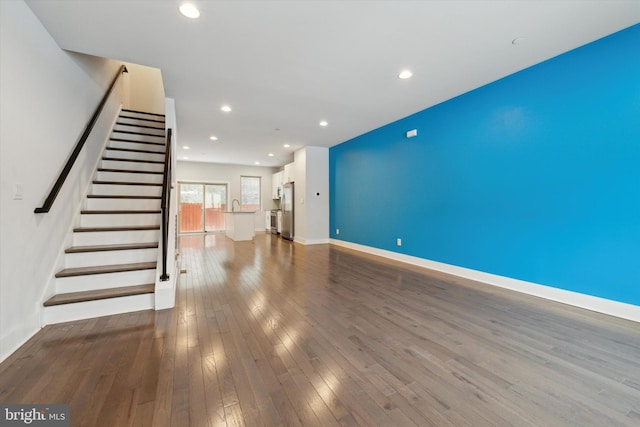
[1,232,639,426]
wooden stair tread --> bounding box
[110,137,165,146]
[55,262,156,278]
[101,157,164,164]
[44,284,154,306]
[112,130,165,138]
[106,147,165,155]
[118,115,165,124]
[81,210,161,214]
[97,168,163,175]
[87,195,162,199]
[93,180,163,186]
[66,242,159,253]
[74,225,160,232]
[121,109,165,118]
[116,122,165,131]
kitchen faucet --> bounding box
[232,199,240,212]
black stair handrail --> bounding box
[35,65,128,213]
[160,128,172,282]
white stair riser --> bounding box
[109,139,165,152]
[65,248,158,268]
[80,213,160,228]
[56,269,156,293]
[114,124,165,137]
[117,117,165,128]
[104,149,165,162]
[96,171,163,184]
[43,294,154,325]
[101,159,164,172]
[91,183,162,196]
[85,198,161,210]
[74,229,160,246]
[110,132,165,143]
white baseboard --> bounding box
[330,239,640,323]
[0,316,40,364]
[295,236,330,245]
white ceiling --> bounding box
[25,0,639,167]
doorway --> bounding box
[178,182,228,233]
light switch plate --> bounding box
[13,184,23,200]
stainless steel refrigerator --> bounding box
[281,182,294,240]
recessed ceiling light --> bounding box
[183,156,189,160]
[221,105,232,112]
[255,161,260,165]
[319,120,328,127]
[398,69,413,79]
[209,136,218,141]
[283,144,290,148]
[183,145,190,150]
[268,153,274,157]
[179,3,200,19]
[512,37,526,45]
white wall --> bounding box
[126,63,165,115]
[68,54,166,115]
[68,51,125,103]
[294,150,307,241]
[0,0,127,361]
[304,146,329,243]
[176,161,277,230]
[293,146,329,244]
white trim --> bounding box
[330,239,640,323]
[0,319,40,364]
[294,235,330,245]
[43,293,154,325]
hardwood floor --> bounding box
[1,233,639,426]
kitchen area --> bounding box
[175,146,328,245]
[267,162,295,241]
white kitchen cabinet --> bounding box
[272,171,283,199]
[224,211,255,241]
[283,162,295,183]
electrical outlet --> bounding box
[396,238,402,246]
[336,229,340,235]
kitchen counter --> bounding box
[224,211,256,241]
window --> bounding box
[240,176,261,211]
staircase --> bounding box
[43,109,167,324]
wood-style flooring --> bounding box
[1,233,639,426]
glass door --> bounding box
[179,183,204,233]
[179,182,228,233]
[205,184,227,232]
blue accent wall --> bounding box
[329,25,640,306]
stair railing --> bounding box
[35,65,128,213]
[160,128,172,281]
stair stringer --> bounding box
[42,109,167,325]
[39,104,124,326]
